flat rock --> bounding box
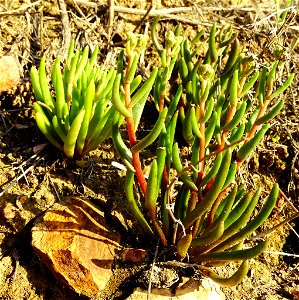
[31,196,120,298]
[127,277,225,300]
[0,56,20,93]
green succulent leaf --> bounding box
[126,52,140,83]
[145,159,159,211]
[112,73,131,118]
[132,68,159,131]
[222,101,247,131]
[215,184,279,251]
[172,143,198,191]
[184,149,232,228]
[255,100,284,125]
[208,24,218,63]
[183,107,195,143]
[202,97,215,123]
[39,56,55,110]
[77,79,95,154]
[239,71,259,98]
[174,186,190,220]
[199,260,249,287]
[177,234,193,260]
[63,109,85,158]
[196,240,268,262]
[125,170,154,237]
[205,111,218,146]
[215,185,238,222]
[30,67,43,102]
[237,123,270,162]
[200,153,223,188]
[112,118,134,172]
[222,38,240,75]
[229,69,239,107]
[191,220,224,247]
[52,115,66,142]
[270,73,294,100]
[131,108,168,153]
[151,16,163,54]
[52,58,66,120]
[35,110,63,151]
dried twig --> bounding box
[263,250,299,258]
[0,0,42,16]
[57,0,71,59]
[108,0,114,39]
[72,1,211,26]
[133,5,156,33]
[254,6,296,26]
[74,1,192,14]
[0,150,48,197]
[147,243,159,300]
[279,187,299,213]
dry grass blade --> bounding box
[0,150,48,197]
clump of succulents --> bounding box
[30,20,293,286]
[30,41,117,159]
[111,21,293,285]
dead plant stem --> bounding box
[0,0,41,16]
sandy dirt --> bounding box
[0,0,299,299]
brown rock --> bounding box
[0,56,20,93]
[31,196,120,298]
[120,248,148,263]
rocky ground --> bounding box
[0,0,299,299]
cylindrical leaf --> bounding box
[112,73,131,118]
[145,159,159,211]
[216,184,278,251]
[196,240,268,262]
[77,79,95,154]
[255,100,284,125]
[184,149,232,228]
[177,234,192,260]
[125,171,154,237]
[131,108,168,153]
[39,56,55,109]
[222,101,247,131]
[63,109,85,158]
[191,221,224,247]
[172,143,198,191]
[200,153,223,188]
[30,67,43,101]
[199,260,249,287]
[270,73,294,100]
[237,123,270,162]
[35,111,63,151]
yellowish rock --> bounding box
[127,278,225,300]
[0,56,20,93]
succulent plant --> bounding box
[30,41,117,159]
[113,21,294,286]
[30,20,293,287]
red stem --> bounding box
[125,105,147,196]
[149,210,168,247]
[123,55,147,195]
